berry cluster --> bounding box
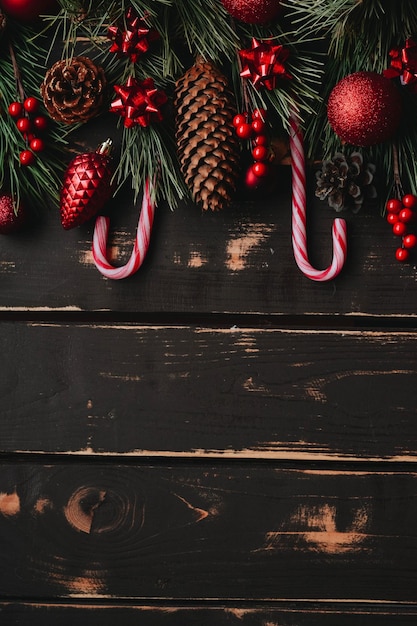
[8,97,48,166]
[232,108,272,189]
[386,194,417,262]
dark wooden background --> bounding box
[1,126,417,624]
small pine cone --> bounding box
[41,56,107,125]
[315,151,377,213]
[174,57,240,211]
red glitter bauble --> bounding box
[327,71,402,147]
[0,194,27,234]
[0,0,58,21]
[221,0,281,24]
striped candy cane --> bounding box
[290,109,347,281]
[92,178,155,279]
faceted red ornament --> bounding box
[108,7,159,63]
[110,76,167,128]
[221,0,281,24]
[327,71,402,147]
[0,194,27,234]
[0,0,57,21]
[239,38,292,90]
[60,139,113,230]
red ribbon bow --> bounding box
[108,8,159,63]
[384,38,417,91]
[110,76,167,128]
[239,38,292,90]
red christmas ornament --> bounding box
[327,71,403,147]
[239,38,292,90]
[60,139,113,230]
[108,7,159,63]
[221,0,281,24]
[0,194,27,234]
[0,0,57,21]
[110,76,167,128]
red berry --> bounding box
[8,101,22,118]
[252,108,267,120]
[387,212,398,225]
[32,115,48,132]
[393,222,407,236]
[396,247,409,262]
[16,117,31,133]
[403,233,417,249]
[251,118,266,135]
[399,208,414,223]
[19,150,35,166]
[402,194,417,209]
[233,113,247,127]
[245,167,262,189]
[254,134,268,146]
[386,198,402,214]
[23,97,40,113]
[252,145,269,162]
[236,122,253,139]
[252,161,269,178]
[29,137,45,152]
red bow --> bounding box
[239,38,292,90]
[108,8,159,63]
[384,38,417,91]
[110,76,167,128]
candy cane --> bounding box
[92,178,155,279]
[290,109,347,281]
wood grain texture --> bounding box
[2,602,417,626]
[1,322,416,459]
[0,463,416,602]
[0,173,415,316]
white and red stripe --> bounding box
[290,110,347,282]
[92,178,155,279]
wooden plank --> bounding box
[0,175,416,316]
[0,464,416,602]
[2,602,417,625]
[1,322,417,460]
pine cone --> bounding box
[315,151,377,212]
[41,56,107,125]
[174,57,240,211]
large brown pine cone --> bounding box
[41,56,107,125]
[174,57,240,211]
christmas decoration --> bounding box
[92,179,155,279]
[221,0,281,25]
[174,57,240,211]
[327,72,403,147]
[315,152,376,213]
[385,193,417,263]
[108,7,160,63]
[233,108,274,190]
[384,38,417,92]
[290,110,347,281]
[110,76,167,128]
[59,140,113,230]
[239,38,292,90]
[0,0,57,21]
[41,56,107,125]
[0,193,27,234]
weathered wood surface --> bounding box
[2,603,417,626]
[1,322,416,460]
[0,184,416,317]
[0,464,416,602]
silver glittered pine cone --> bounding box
[174,56,240,211]
[315,151,377,213]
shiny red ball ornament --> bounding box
[221,0,281,24]
[0,0,58,20]
[0,194,27,234]
[327,71,402,146]
[60,139,113,230]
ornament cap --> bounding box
[96,138,113,156]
